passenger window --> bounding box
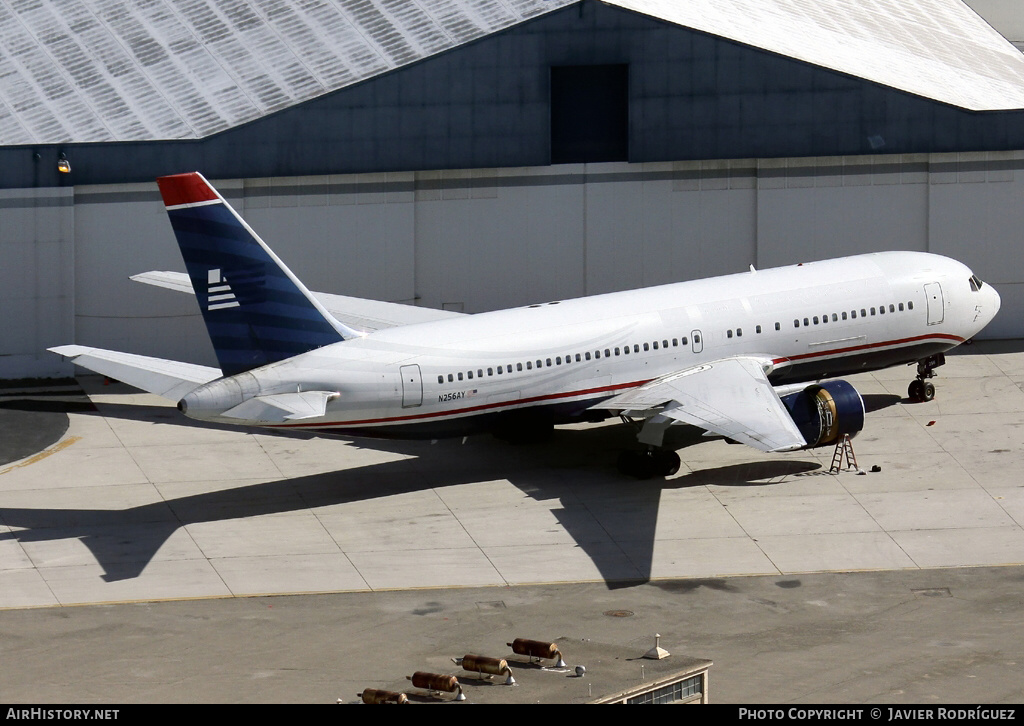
[488,368,493,376]
[633,345,640,353]
[438,375,444,384]
[841,312,847,320]
[727,330,733,339]
[736,328,742,337]
[546,359,552,367]
[536,360,542,368]
[908,301,914,310]
[681,336,688,345]
[898,303,904,311]
[526,362,532,370]
[889,304,895,313]
[831,314,837,322]
[643,343,650,352]
[585,352,591,360]
[458,372,463,381]
[516,363,523,371]
[756,325,762,334]
[448,373,454,382]
[468,370,474,379]
[653,341,659,349]
[813,316,819,325]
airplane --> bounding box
[51,172,1001,479]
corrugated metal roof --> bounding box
[2,0,1023,146]
[0,0,575,145]
[615,0,1024,112]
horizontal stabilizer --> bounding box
[49,345,221,401]
[129,270,194,294]
[220,391,338,423]
[131,270,466,332]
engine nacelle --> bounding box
[779,380,865,448]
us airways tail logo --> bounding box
[206,268,240,311]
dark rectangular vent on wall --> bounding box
[550,64,628,164]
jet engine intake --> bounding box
[780,380,865,448]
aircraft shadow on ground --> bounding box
[0,395,869,589]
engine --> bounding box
[779,380,865,448]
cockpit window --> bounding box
[969,274,984,292]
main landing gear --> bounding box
[908,353,945,403]
[617,448,681,479]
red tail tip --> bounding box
[156,172,218,208]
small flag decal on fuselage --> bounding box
[207,268,240,311]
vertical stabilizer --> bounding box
[157,172,358,376]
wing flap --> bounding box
[593,356,807,453]
[130,270,465,332]
[49,345,221,401]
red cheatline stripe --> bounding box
[771,333,963,365]
[269,334,962,430]
[156,172,219,208]
[268,378,653,429]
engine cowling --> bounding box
[779,380,865,448]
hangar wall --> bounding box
[8,149,1022,380]
[0,187,75,380]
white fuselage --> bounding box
[180,251,1000,437]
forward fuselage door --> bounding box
[924,282,944,325]
[400,364,423,408]
[691,329,703,354]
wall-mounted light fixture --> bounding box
[57,152,71,174]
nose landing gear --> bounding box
[908,353,944,402]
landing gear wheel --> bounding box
[908,379,935,402]
[658,450,682,477]
[617,450,681,479]
[909,354,944,402]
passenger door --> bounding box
[400,365,423,407]
[924,283,944,325]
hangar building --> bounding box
[2,0,1024,379]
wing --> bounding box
[130,271,465,332]
[591,356,807,453]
